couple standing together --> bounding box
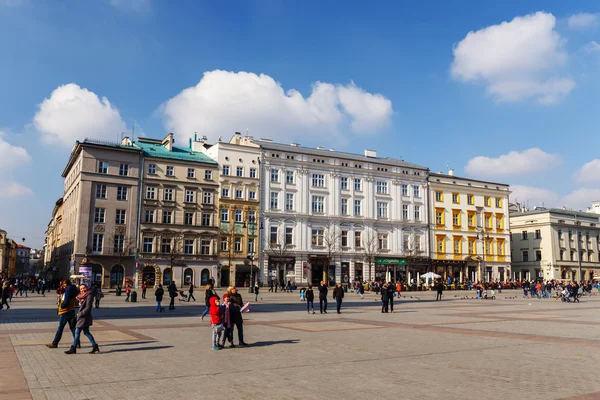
[306,281,345,314]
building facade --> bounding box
[195,132,261,288]
[428,172,511,282]
[510,209,600,282]
[43,198,65,279]
[0,229,7,278]
[15,244,31,275]
[137,134,220,288]
[258,140,429,287]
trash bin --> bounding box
[343,285,348,293]
[116,286,122,296]
[130,290,137,303]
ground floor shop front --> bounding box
[512,263,600,282]
[431,258,511,283]
[137,261,219,288]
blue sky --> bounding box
[0,0,599,249]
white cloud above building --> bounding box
[465,148,560,179]
[568,13,599,30]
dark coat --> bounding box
[205,289,215,307]
[381,285,390,301]
[155,287,164,302]
[332,287,344,300]
[168,282,177,298]
[318,285,328,300]
[305,289,315,302]
[76,293,94,329]
[436,283,444,293]
[229,292,244,322]
[188,284,194,293]
[254,286,259,295]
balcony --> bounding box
[497,255,506,262]
[453,253,462,261]
[435,253,446,260]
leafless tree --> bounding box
[110,233,135,287]
[160,234,184,287]
[360,230,382,282]
[322,225,342,284]
[264,229,293,284]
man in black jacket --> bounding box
[318,281,328,314]
[386,282,395,312]
[187,283,195,302]
[381,283,389,313]
[229,287,248,346]
[168,281,177,310]
[332,283,344,314]
[436,281,444,301]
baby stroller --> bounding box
[299,287,306,301]
[560,288,571,302]
[177,290,189,302]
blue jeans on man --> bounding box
[52,311,77,346]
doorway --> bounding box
[110,265,124,288]
[142,266,156,287]
[311,263,323,286]
[201,269,210,286]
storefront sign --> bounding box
[269,256,295,263]
[376,258,407,266]
[79,266,92,280]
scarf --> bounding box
[77,288,91,305]
[224,303,231,328]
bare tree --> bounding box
[403,233,427,283]
[322,225,342,284]
[110,233,135,287]
[264,229,293,284]
[160,234,184,287]
[360,230,382,282]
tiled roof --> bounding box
[135,141,217,164]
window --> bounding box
[534,250,542,261]
[569,230,573,240]
[312,174,325,187]
[184,212,193,225]
[341,230,348,247]
[402,205,409,220]
[185,190,195,203]
[247,238,255,253]
[187,168,195,178]
[496,215,504,230]
[453,238,461,254]
[467,194,474,205]
[235,189,243,199]
[223,165,230,176]
[414,235,422,252]
[236,167,243,177]
[570,251,574,261]
[435,209,444,225]
[468,239,475,255]
[162,211,173,224]
[205,170,212,180]
[201,240,210,255]
[401,184,408,196]
[270,169,279,182]
[286,171,294,184]
[166,166,174,176]
[221,188,229,198]
[201,213,211,226]
[413,185,420,198]
[161,238,171,253]
[117,186,128,201]
[220,238,228,252]
[378,233,388,250]
[248,210,256,222]
[96,184,107,199]
[485,215,492,229]
[484,196,491,207]
[249,191,256,200]
[377,202,388,218]
[184,239,194,255]
[354,231,362,248]
[376,181,388,194]
[559,250,564,260]
[436,236,445,253]
[435,191,443,202]
[452,211,460,227]
[270,192,279,209]
[221,209,229,222]
[143,237,153,253]
[497,241,504,256]
[249,168,257,179]
[235,209,243,223]
[522,251,529,262]
[340,177,348,190]
[94,208,106,223]
[452,193,459,204]
[354,200,361,216]
[97,161,108,174]
[145,209,155,223]
[117,164,129,177]
[341,198,348,215]
[414,206,421,221]
[468,212,476,228]
[495,198,502,208]
[92,234,103,252]
[146,186,156,199]
[164,188,174,201]
[148,164,156,174]
[354,178,362,191]
[312,196,325,213]
[521,231,528,240]
[115,210,126,225]
[311,229,324,246]
[535,230,541,239]
[270,226,278,244]
[285,193,294,211]
[285,227,293,245]
[203,192,213,204]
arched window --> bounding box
[201,269,210,286]
[110,265,124,288]
[143,266,156,287]
[184,268,193,285]
[163,268,172,285]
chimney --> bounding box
[163,133,174,151]
[364,149,377,158]
[317,146,325,150]
[448,168,455,176]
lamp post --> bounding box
[243,216,257,292]
[574,214,583,283]
[477,230,490,283]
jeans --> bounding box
[222,327,234,344]
[52,311,76,345]
[142,289,146,299]
[72,327,97,347]
[388,297,394,312]
[211,324,223,347]
[188,293,196,302]
[235,321,244,344]
[125,293,130,302]
[156,301,162,311]
[319,298,327,313]
[336,298,342,313]
[307,300,314,312]
[169,297,175,309]
[436,292,442,300]
[382,300,388,313]
[201,305,210,319]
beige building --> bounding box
[0,229,7,278]
[60,139,142,287]
[1,234,17,279]
[428,171,511,282]
[43,198,65,278]
[137,134,220,288]
[194,132,261,288]
[510,208,600,282]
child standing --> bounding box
[209,297,224,350]
[305,285,315,314]
[220,294,236,348]
[253,284,259,302]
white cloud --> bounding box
[451,12,575,104]
[0,181,33,198]
[34,83,127,147]
[0,131,31,170]
[0,0,27,7]
[108,0,150,12]
[584,41,600,53]
[568,13,599,30]
[160,70,392,144]
[574,159,600,184]
[510,185,559,208]
[465,148,560,178]
[560,188,600,211]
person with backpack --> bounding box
[155,284,165,312]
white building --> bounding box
[510,208,600,282]
[428,171,511,282]
[257,140,429,286]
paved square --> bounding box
[2,289,600,400]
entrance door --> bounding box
[91,264,102,286]
[110,265,124,288]
[311,264,323,286]
[163,268,172,285]
[142,266,156,287]
[201,269,210,286]
[220,267,230,287]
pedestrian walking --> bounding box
[1,282,11,310]
[155,284,165,312]
[201,284,216,321]
[65,284,99,354]
[268,279,274,292]
[227,286,248,346]
[253,283,259,302]
[332,283,344,314]
[125,284,131,302]
[94,284,103,308]
[306,285,315,314]
[168,281,177,310]
[209,297,224,350]
[381,283,389,313]
[436,280,444,301]
[318,281,328,314]
[141,282,147,299]
[8,283,14,302]
[274,280,278,293]
[358,283,365,299]
[46,280,79,348]
[187,283,196,302]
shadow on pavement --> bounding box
[247,339,299,347]
[101,345,173,354]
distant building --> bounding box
[15,244,31,275]
[43,198,64,279]
[587,201,600,215]
[0,229,7,278]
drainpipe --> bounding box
[134,149,144,289]
[258,150,266,288]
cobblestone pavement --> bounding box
[2,289,600,400]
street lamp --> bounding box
[243,216,257,292]
[477,231,490,283]
[574,214,583,283]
